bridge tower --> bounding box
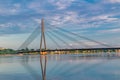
[40,19,47,80]
[40,18,47,55]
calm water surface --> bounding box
[0,54,120,80]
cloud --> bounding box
[0,2,119,31]
[98,28,120,33]
[0,0,119,30]
[0,23,13,28]
[45,11,120,31]
[91,14,119,22]
[0,21,37,35]
[84,42,100,46]
[68,41,108,48]
[33,18,42,24]
[107,0,120,3]
[28,0,55,14]
[77,13,120,29]
[0,3,22,16]
[46,11,81,26]
[49,0,75,10]
[28,1,43,13]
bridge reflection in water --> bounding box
[1,53,120,80]
[39,53,120,80]
[40,55,47,80]
[20,54,47,80]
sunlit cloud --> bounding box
[98,28,120,33]
[107,0,120,3]
[49,0,75,10]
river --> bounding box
[0,54,120,80]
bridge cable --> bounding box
[46,26,92,48]
[59,27,112,47]
[47,30,73,49]
[46,32,61,49]
[18,26,40,50]
[46,23,112,48]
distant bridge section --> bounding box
[40,47,120,53]
[18,47,120,56]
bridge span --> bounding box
[18,47,120,56]
[38,47,120,54]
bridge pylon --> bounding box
[40,19,47,55]
[40,19,47,80]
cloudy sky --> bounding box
[0,0,120,49]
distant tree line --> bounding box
[0,48,37,55]
[0,47,49,55]
[18,48,36,52]
[0,49,17,54]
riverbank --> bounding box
[0,52,40,56]
[0,54,24,56]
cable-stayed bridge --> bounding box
[16,19,120,80]
[18,19,120,55]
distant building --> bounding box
[0,47,6,50]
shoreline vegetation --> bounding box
[1,48,120,57]
[0,53,39,56]
[0,48,39,56]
